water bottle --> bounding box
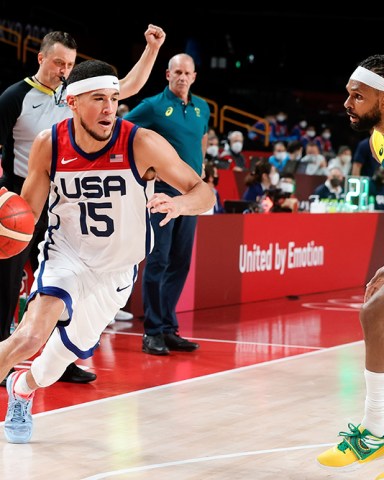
[368,196,375,212]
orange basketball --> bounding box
[0,190,34,259]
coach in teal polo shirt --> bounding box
[124,53,210,356]
[125,83,208,175]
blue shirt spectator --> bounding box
[268,141,289,172]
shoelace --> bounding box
[338,423,364,452]
[9,398,29,424]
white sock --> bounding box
[362,369,384,437]
[14,371,35,398]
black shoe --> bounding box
[163,333,200,352]
[142,333,169,355]
[0,367,15,387]
[58,362,97,384]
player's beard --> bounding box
[80,117,113,142]
[349,103,382,132]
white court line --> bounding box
[0,339,363,422]
[103,329,324,350]
[80,442,335,479]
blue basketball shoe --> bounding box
[4,369,34,443]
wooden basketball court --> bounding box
[1,286,383,479]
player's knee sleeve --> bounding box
[30,329,77,387]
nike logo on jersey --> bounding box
[33,104,43,109]
[116,285,130,292]
[61,157,78,165]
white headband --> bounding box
[350,66,384,91]
[66,75,120,96]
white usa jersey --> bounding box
[43,117,154,272]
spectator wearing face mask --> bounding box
[268,141,289,172]
[290,118,309,141]
[279,173,296,195]
[297,141,328,175]
[242,158,279,202]
[261,186,299,213]
[300,125,320,153]
[205,134,224,168]
[219,130,247,171]
[315,126,335,161]
[328,145,353,177]
[276,173,299,212]
[260,170,298,213]
[201,161,224,214]
[312,166,345,200]
[269,111,293,143]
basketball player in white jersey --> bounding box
[0,24,166,386]
[0,59,215,444]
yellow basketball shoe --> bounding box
[317,423,384,472]
[375,473,384,479]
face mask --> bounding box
[213,176,219,187]
[231,141,243,154]
[322,132,331,139]
[307,130,316,138]
[330,178,342,188]
[340,154,352,163]
[299,120,307,128]
[276,115,286,122]
[295,152,302,161]
[279,182,295,193]
[269,172,279,186]
[206,145,219,157]
[275,151,286,161]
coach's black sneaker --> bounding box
[163,333,200,352]
[58,362,96,383]
[142,334,169,355]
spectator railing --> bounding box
[0,25,22,60]
[197,94,219,129]
[219,105,270,148]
